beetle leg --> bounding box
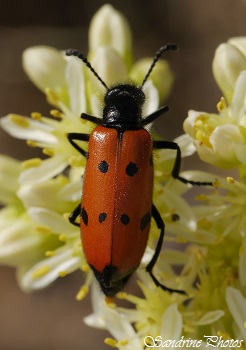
[146,204,186,295]
[153,140,212,186]
[69,203,81,227]
[67,133,90,157]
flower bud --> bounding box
[90,46,128,89]
[212,39,246,103]
[88,4,132,69]
[129,58,174,103]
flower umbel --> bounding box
[1,5,246,350]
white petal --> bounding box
[180,170,217,184]
[210,124,243,161]
[1,115,57,144]
[17,177,74,213]
[19,155,68,184]
[161,304,182,341]
[18,248,81,291]
[28,207,74,234]
[91,46,127,87]
[84,283,107,328]
[230,70,246,121]
[23,46,67,93]
[59,179,82,202]
[103,308,141,349]
[0,217,44,266]
[141,246,155,265]
[143,80,159,116]
[228,37,246,58]
[193,310,224,325]
[183,110,202,138]
[174,134,196,157]
[168,223,216,244]
[234,143,246,165]
[226,287,246,339]
[65,56,86,116]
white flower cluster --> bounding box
[0,4,245,349]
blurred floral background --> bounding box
[1,1,246,349]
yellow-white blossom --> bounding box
[88,4,132,70]
[184,38,246,170]
[213,37,246,103]
[1,4,245,350]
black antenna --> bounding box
[66,49,108,90]
[140,44,178,88]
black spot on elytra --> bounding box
[98,160,109,173]
[120,214,130,225]
[99,212,107,223]
[140,212,151,231]
[81,207,88,226]
[126,162,138,176]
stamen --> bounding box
[217,97,227,112]
[213,180,220,187]
[147,316,156,324]
[104,338,118,348]
[195,130,212,148]
[118,340,129,347]
[22,158,42,169]
[50,109,62,118]
[217,330,230,339]
[76,285,89,300]
[116,292,127,299]
[227,177,235,184]
[43,148,55,156]
[9,114,30,127]
[26,140,37,147]
[31,265,51,279]
[58,271,68,277]
[45,250,55,257]
[31,112,42,120]
[81,264,90,272]
[195,194,208,201]
[59,234,67,242]
[35,225,51,234]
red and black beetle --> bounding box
[66,45,211,297]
